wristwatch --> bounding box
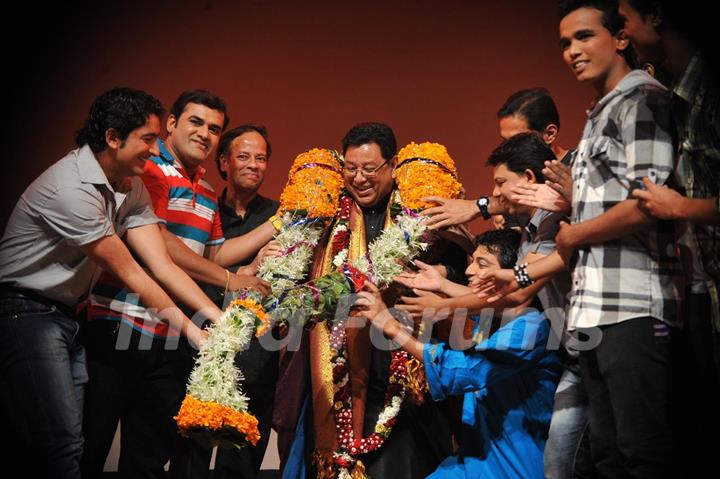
[476,196,491,220]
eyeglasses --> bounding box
[343,160,389,179]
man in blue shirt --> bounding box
[356,229,561,478]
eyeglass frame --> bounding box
[342,159,391,178]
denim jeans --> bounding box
[543,368,595,479]
[80,319,192,479]
[0,295,88,479]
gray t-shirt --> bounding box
[517,208,575,358]
[0,145,158,306]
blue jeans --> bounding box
[0,295,87,479]
[544,368,594,479]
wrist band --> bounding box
[269,214,283,232]
[513,262,534,288]
[223,269,231,296]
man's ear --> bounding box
[105,128,121,150]
[166,114,177,134]
[543,124,559,145]
[524,168,538,184]
[616,29,630,52]
[389,155,398,178]
[219,153,229,174]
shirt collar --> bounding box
[77,144,112,188]
[524,208,545,242]
[587,70,663,119]
[219,188,265,220]
[156,139,176,166]
[673,53,704,105]
[156,139,206,180]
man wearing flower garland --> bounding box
[281,122,468,479]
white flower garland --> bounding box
[186,302,256,411]
[258,213,325,294]
[353,210,429,286]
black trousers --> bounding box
[80,320,192,479]
[675,291,720,476]
[579,317,680,479]
[167,335,278,479]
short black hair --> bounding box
[341,122,397,161]
[558,0,638,68]
[215,124,272,180]
[169,89,229,130]
[497,88,561,133]
[486,132,555,183]
[626,0,659,19]
[75,87,164,154]
[473,229,522,269]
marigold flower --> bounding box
[229,298,270,337]
[279,148,344,218]
[396,142,463,210]
[175,395,261,446]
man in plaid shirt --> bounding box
[555,1,684,477]
[619,0,720,474]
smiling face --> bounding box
[165,102,225,173]
[559,6,630,94]
[618,0,663,65]
[343,142,395,207]
[113,114,161,178]
[220,131,268,193]
[491,163,534,217]
[465,244,501,282]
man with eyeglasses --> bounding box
[279,122,468,479]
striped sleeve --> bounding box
[141,161,169,222]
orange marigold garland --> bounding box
[260,148,344,294]
[396,141,462,210]
[278,147,344,218]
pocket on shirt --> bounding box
[585,140,631,199]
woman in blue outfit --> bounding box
[356,229,561,478]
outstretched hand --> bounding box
[542,160,573,203]
[420,196,480,230]
[511,182,570,214]
[470,267,518,302]
[394,260,445,292]
[354,281,390,326]
[395,288,447,321]
[228,273,271,296]
[251,240,284,273]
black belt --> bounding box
[0,284,75,317]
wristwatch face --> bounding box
[477,196,490,219]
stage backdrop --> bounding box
[3,0,592,233]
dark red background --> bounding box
[3,0,593,234]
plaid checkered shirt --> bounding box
[673,53,720,330]
[568,70,684,330]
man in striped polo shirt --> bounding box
[81,91,274,478]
